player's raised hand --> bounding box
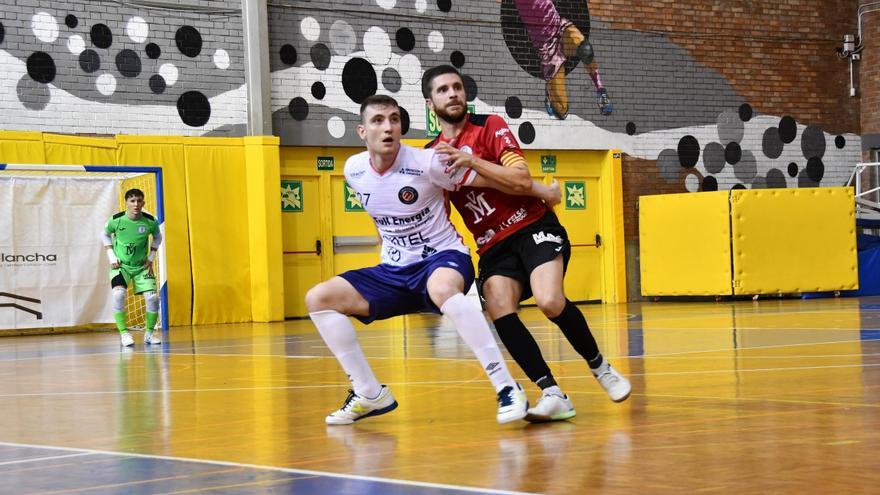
[542,179,562,207]
[144,259,154,275]
[435,142,475,173]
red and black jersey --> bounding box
[426,114,548,254]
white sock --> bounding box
[592,360,610,377]
[441,293,516,392]
[543,385,563,397]
[309,310,381,398]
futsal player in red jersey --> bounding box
[422,65,631,422]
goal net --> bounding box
[0,164,167,333]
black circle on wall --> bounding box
[382,67,402,92]
[280,44,297,65]
[177,91,211,127]
[396,28,415,51]
[778,116,797,143]
[766,168,787,189]
[677,135,700,168]
[702,176,718,191]
[450,51,465,68]
[731,184,747,190]
[505,96,522,119]
[738,103,753,122]
[835,135,846,149]
[518,121,535,144]
[145,43,161,59]
[310,43,331,71]
[626,122,637,135]
[115,49,141,77]
[787,162,798,177]
[725,141,742,164]
[91,24,113,49]
[462,74,478,101]
[806,156,825,182]
[26,52,56,84]
[311,81,326,100]
[149,74,166,94]
[175,26,202,58]
[342,57,377,104]
[400,106,410,134]
[500,0,590,79]
[801,125,826,160]
[79,49,100,73]
[288,97,309,121]
[0,22,4,45]
[762,127,783,159]
[437,0,452,13]
[65,15,78,29]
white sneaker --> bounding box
[326,385,398,425]
[594,363,632,402]
[144,331,162,345]
[525,393,576,423]
[496,382,528,424]
[119,331,134,347]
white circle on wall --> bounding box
[67,35,85,54]
[32,12,59,43]
[213,49,230,69]
[328,116,345,139]
[415,0,427,13]
[377,0,396,9]
[363,27,391,66]
[126,16,149,43]
[428,31,444,53]
[685,173,700,192]
[301,17,320,41]
[398,54,422,84]
[159,63,179,85]
[330,20,357,56]
[96,73,117,96]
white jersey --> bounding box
[344,144,476,266]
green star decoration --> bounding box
[281,181,303,212]
[565,181,586,210]
[345,183,364,211]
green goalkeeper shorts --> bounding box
[110,264,157,295]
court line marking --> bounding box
[0,452,94,466]
[0,441,537,495]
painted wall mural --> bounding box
[0,0,863,195]
[268,0,861,193]
[0,1,247,136]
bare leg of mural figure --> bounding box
[562,24,613,116]
[546,70,569,119]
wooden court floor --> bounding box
[0,296,879,494]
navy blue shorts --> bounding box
[339,250,475,324]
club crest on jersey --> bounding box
[460,145,473,155]
[398,186,419,205]
[138,226,147,233]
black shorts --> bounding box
[477,211,571,302]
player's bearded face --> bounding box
[430,74,467,124]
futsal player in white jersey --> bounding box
[306,94,561,425]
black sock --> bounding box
[549,300,604,369]
[493,313,555,386]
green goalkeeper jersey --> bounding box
[105,211,160,268]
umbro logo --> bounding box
[533,231,563,245]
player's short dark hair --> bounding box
[421,65,461,98]
[124,188,145,200]
[359,94,399,122]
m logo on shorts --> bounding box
[398,186,419,205]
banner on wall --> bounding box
[0,177,118,330]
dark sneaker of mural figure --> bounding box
[597,88,613,116]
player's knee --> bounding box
[575,40,594,65]
[535,293,565,318]
[484,298,518,320]
[143,291,159,312]
[431,285,461,308]
[305,283,346,313]
[112,286,126,312]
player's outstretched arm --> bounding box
[435,142,532,192]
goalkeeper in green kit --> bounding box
[101,188,163,347]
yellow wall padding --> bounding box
[0,131,284,327]
[639,191,732,296]
[244,137,284,322]
[731,187,858,295]
[184,140,253,324]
